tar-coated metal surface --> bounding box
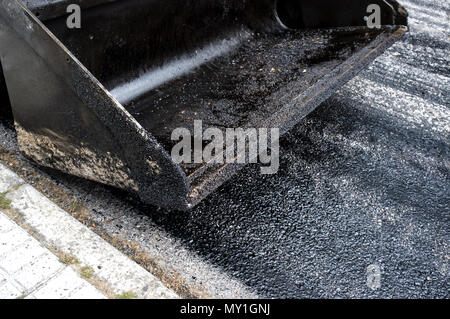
[1,0,407,210]
[0,0,448,298]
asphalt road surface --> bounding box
[0,0,448,298]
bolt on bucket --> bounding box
[0,0,408,210]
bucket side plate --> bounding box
[0,0,190,210]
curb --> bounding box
[0,163,179,299]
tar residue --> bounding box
[128,27,383,176]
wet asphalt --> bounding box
[0,0,448,298]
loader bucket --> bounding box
[0,0,408,210]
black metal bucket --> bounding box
[0,0,407,210]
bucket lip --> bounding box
[1,0,191,210]
[185,24,408,208]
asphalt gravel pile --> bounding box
[0,0,448,298]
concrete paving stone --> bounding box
[0,267,11,285]
[0,211,105,299]
[13,250,64,290]
[29,267,91,299]
[0,225,30,244]
[0,235,33,261]
[0,214,34,256]
[0,237,48,274]
[0,279,23,299]
[67,282,107,299]
[0,213,16,233]
[0,266,26,297]
[6,184,179,299]
[0,163,24,193]
[0,212,64,293]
